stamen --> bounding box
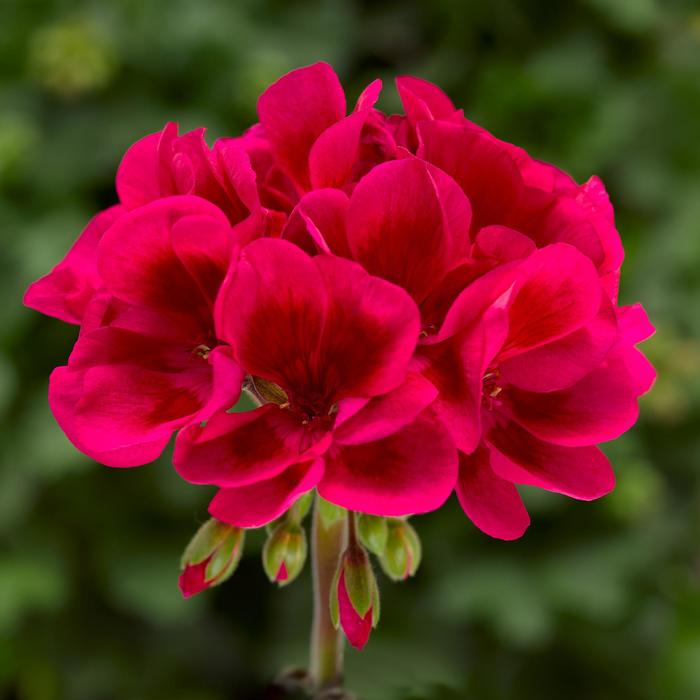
[192,344,211,360]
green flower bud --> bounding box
[379,518,421,581]
[330,543,380,650]
[357,514,388,556]
[263,522,307,586]
[179,519,245,598]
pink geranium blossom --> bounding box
[25,61,654,544]
[49,196,242,466]
[174,238,457,526]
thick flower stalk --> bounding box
[25,61,655,695]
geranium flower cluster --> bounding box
[25,62,654,645]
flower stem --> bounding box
[309,496,347,691]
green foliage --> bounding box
[1,0,699,698]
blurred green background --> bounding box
[2,0,699,698]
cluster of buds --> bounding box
[178,495,422,653]
[329,512,422,650]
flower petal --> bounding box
[334,373,438,445]
[173,404,315,487]
[170,214,235,306]
[498,243,602,361]
[487,419,615,500]
[116,125,175,209]
[282,189,351,257]
[346,159,458,303]
[396,76,457,121]
[417,120,524,233]
[421,306,509,453]
[98,196,230,317]
[319,411,457,516]
[354,79,382,111]
[456,446,530,540]
[506,351,642,447]
[216,238,327,394]
[48,366,171,467]
[209,459,324,528]
[309,110,369,189]
[24,205,124,324]
[498,295,618,392]
[257,62,346,188]
[313,253,420,400]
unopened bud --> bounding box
[357,514,388,556]
[379,518,421,581]
[179,519,244,598]
[263,522,307,586]
[330,544,380,650]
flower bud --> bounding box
[379,518,421,581]
[179,519,244,598]
[263,522,307,586]
[357,514,388,556]
[330,544,380,650]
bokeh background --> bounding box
[2,0,700,698]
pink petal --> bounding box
[309,110,370,189]
[319,411,457,516]
[216,238,328,395]
[230,207,286,249]
[615,346,656,395]
[116,126,173,209]
[170,214,235,306]
[487,419,615,500]
[179,560,210,598]
[417,120,524,233]
[338,570,373,650]
[98,196,229,317]
[354,79,383,111]
[396,76,457,120]
[334,373,438,445]
[576,176,624,276]
[616,303,655,345]
[346,159,458,303]
[209,459,324,528]
[498,295,618,392]
[420,306,509,453]
[473,225,536,267]
[257,62,346,189]
[498,243,602,361]
[456,446,530,540]
[24,206,124,324]
[199,345,246,421]
[173,404,317,487]
[506,351,642,447]
[519,195,605,269]
[313,253,420,400]
[48,365,171,467]
[427,163,472,258]
[210,139,260,221]
[282,189,351,257]
[220,239,420,404]
[69,364,206,447]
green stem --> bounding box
[309,496,347,691]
